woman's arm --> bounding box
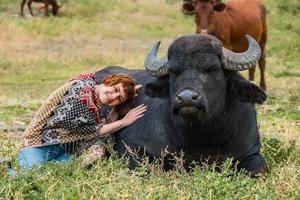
[98,104,147,136]
[97,119,126,136]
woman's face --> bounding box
[99,83,126,106]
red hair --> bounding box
[102,74,137,115]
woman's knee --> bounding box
[18,147,46,170]
[55,153,71,161]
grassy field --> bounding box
[0,0,300,199]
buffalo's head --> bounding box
[145,34,266,122]
[182,0,226,34]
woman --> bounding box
[18,72,147,170]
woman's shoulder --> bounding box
[68,72,100,85]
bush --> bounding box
[261,137,298,168]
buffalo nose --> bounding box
[176,89,200,105]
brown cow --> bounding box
[182,0,267,90]
[20,0,60,17]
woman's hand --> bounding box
[121,104,147,126]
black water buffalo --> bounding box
[95,34,268,176]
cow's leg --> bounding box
[50,0,59,15]
[44,0,49,16]
[27,0,34,16]
[238,153,268,177]
[258,6,268,91]
[258,27,267,91]
[44,1,49,17]
[248,66,256,82]
[20,0,27,17]
[258,52,266,91]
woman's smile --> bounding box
[98,83,126,106]
[106,93,116,105]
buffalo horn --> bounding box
[222,35,261,71]
[144,41,169,77]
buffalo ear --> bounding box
[145,76,170,98]
[213,3,226,12]
[182,1,195,15]
[227,73,267,104]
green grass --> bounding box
[1,142,300,199]
[1,0,300,199]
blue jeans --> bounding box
[18,144,71,170]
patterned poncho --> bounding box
[20,73,109,152]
